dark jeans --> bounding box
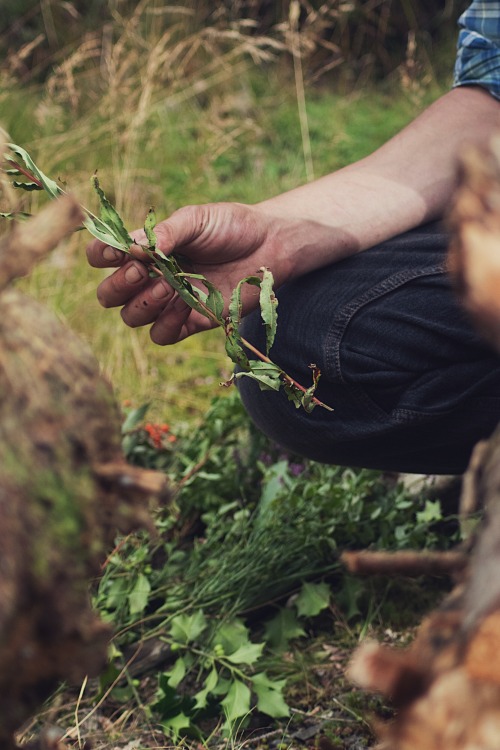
[238,222,500,474]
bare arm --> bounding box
[87,86,500,344]
[258,86,500,278]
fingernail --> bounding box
[151,280,171,299]
[103,246,124,262]
[124,263,146,284]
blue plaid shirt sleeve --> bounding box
[453,1,500,100]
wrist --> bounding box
[254,203,360,282]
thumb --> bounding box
[152,205,212,256]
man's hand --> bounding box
[86,202,295,345]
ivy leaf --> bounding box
[169,610,208,644]
[252,672,290,718]
[264,608,306,650]
[258,267,278,355]
[225,641,264,666]
[220,679,251,721]
[295,581,331,618]
[235,361,282,391]
[128,573,151,615]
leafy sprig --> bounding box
[2,143,333,412]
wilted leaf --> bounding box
[91,174,133,250]
[258,267,278,355]
[144,207,157,248]
[235,361,282,391]
[6,143,63,199]
[202,278,225,324]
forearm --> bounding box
[258,86,500,278]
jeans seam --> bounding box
[325,263,447,423]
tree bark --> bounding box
[0,195,168,748]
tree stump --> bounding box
[0,196,168,749]
[345,137,500,750]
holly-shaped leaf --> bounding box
[295,581,331,617]
[220,679,251,721]
[169,610,208,644]
[225,641,264,666]
[252,672,290,718]
[264,608,306,650]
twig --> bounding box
[341,549,468,578]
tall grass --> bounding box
[0,1,454,423]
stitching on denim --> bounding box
[324,263,447,424]
[326,263,446,382]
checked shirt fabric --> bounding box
[454,1,500,100]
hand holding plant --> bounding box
[3,143,332,411]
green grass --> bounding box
[2,57,451,425]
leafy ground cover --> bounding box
[1,5,464,747]
[18,392,458,749]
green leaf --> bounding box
[258,267,278,355]
[12,180,43,191]
[128,573,151,615]
[220,679,251,721]
[416,500,442,525]
[91,174,134,249]
[6,143,63,199]
[166,657,187,689]
[225,641,264,666]
[193,666,219,709]
[144,207,157,248]
[224,328,250,371]
[169,610,208,644]
[121,402,150,433]
[264,608,306,650]
[252,672,290,718]
[0,211,31,221]
[202,278,225,324]
[295,581,331,617]
[228,275,261,325]
[235,361,282,391]
[213,619,250,654]
[161,711,192,737]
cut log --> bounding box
[0,196,168,748]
